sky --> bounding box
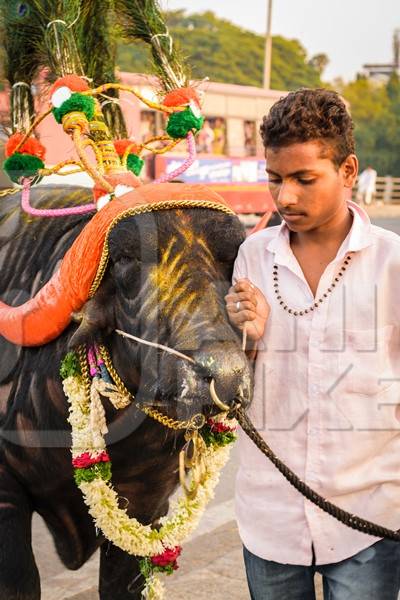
[165,0,400,82]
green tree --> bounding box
[116,8,400,176]
[117,9,323,90]
[309,53,329,75]
[337,74,400,176]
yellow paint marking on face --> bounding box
[147,227,217,322]
[178,224,215,271]
[162,251,182,278]
[196,237,215,266]
[148,242,189,309]
[180,226,194,246]
[160,235,178,266]
[168,290,202,333]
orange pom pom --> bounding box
[5,133,46,160]
[49,75,90,96]
[163,87,200,108]
[114,139,140,157]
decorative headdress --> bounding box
[1,1,204,205]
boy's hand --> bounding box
[225,278,270,341]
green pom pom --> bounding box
[3,153,44,183]
[126,153,144,176]
[74,462,112,486]
[53,93,95,124]
[60,352,81,380]
[166,107,204,139]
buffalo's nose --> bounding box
[193,342,253,409]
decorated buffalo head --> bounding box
[72,184,253,417]
[0,183,253,419]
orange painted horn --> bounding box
[0,189,143,346]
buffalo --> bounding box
[0,182,252,599]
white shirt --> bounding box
[234,201,400,565]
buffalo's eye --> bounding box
[116,255,140,266]
[111,255,144,280]
[110,255,142,297]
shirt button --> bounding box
[310,384,319,394]
[310,339,319,348]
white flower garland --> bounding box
[63,374,235,599]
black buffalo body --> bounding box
[0,185,252,599]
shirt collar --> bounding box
[266,200,373,267]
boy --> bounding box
[225,89,400,600]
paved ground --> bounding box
[30,207,400,598]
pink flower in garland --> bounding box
[151,546,182,569]
[72,451,110,469]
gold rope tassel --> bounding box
[92,377,131,410]
[89,377,132,448]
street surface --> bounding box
[373,217,400,235]
[33,211,400,599]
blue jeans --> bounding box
[243,539,400,600]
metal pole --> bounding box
[263,0,273,89]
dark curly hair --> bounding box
[260,89,355,168]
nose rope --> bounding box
[116,324,248,360]
[115,328,195,363]
[114,327,246,413]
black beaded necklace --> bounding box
[272,254,352,316]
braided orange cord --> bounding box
[142,135,171,144]
[55,168,85,176]
[58,111,112,190]
[81,83,183,114]
[119,136,181,166]
[40,158,84,177]
[72,127,114,193]
[81,138,105,173]
[141,138,182,155]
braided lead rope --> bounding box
[237,406,400,541]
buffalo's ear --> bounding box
[68,281,115,349]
